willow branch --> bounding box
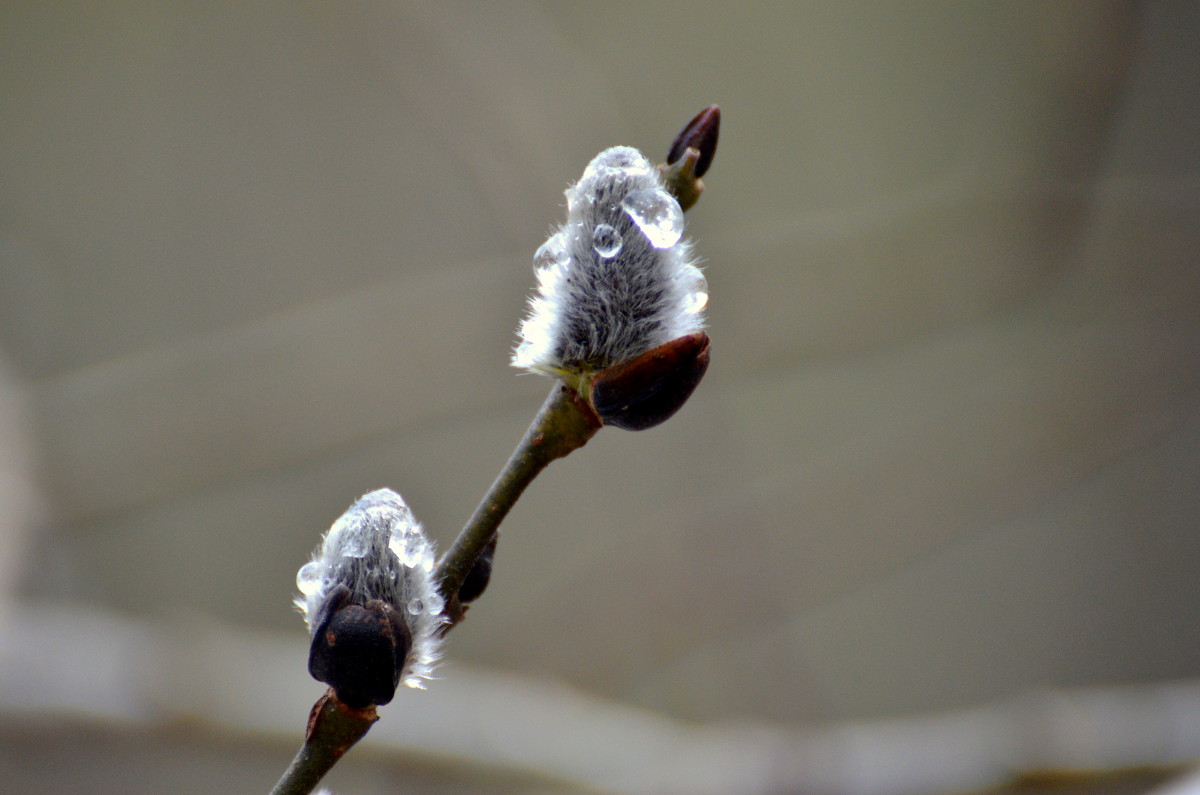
[270,103,718,795]
[434,383,601,627]
[269,691,378,795]
[430,107,718,619]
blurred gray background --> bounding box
[1,2,1198,793]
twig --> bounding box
[269,104,718,794]
[435,383,601,627]
[269,691,378,795]
[268,386,599,795]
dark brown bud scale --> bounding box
[308,584,413,708]
[590,333,710,430]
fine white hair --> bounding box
[513,146,707,379]
[295,489,443,688]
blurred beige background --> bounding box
[1,2,1198,793]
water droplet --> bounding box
[533,235,567,272]
[533,236,567,291]
[582,147,653,183]
[407,598,424,615]
[426,592,445,615]
[341,532,368,559]
[592,224,622,258]
[296,562,322,595]
[680,265,708,314]
[387,532,416,568]
[622,188,684,248]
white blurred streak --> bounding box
[1152,767,1200,795]
[0,604,153,722]
[0,350,42,627]
[2,604,1200,794]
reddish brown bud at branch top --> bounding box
[660,105,720,211]
[666,105,720,178]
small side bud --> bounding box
[457,532,497,604]
[590,332,710,430]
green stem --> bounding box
[435,383,601,626]
[269,692,378,795]
[659,147,705,211]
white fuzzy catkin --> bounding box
[513,146,707,380]
[295,489,443,688]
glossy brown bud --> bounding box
[666,105,720,178]
[590,332,710,430]
[308,584,412,708]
